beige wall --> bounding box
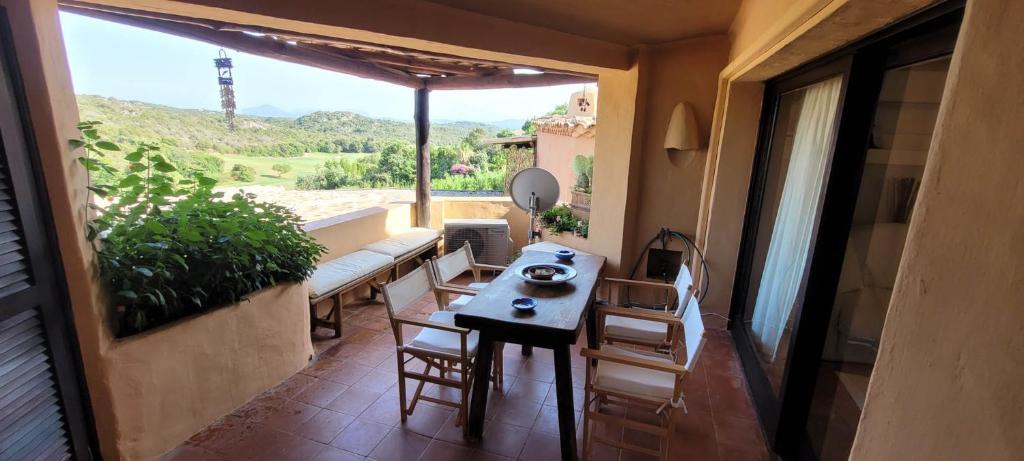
[105,284,312,460]
[850,0,1024,458]
[304,202,415,261]
[536,131,595,204]
[628,36,729,278]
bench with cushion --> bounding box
[309,228,442,337]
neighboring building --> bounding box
[533,87,596,205]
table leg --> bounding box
[466,333,495,443]
[586,306,598,350]
[521,345,533,356]
[553,344,578,461]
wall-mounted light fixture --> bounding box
[664,102,700,152]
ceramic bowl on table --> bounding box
[517,263,578,285]
[512,297,537,312]
[554,250,576,261]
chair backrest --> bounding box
[679,294,706,371]
[381,264,435,319]
[433,242,475,284]
[672,265,695,313]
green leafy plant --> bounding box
[572,154,594,193]
[71,121,325,337]
[230,163,257,182]
[540,204,589,238]
[271,163,293,177]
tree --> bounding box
[430,146,459,179]
[376,142,416,186]
[271,163,292,177]
[496,128,516,138]
[229,163,256,182]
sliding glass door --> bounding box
[730,3,962,460]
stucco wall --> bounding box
[535,130,595,204]
[849,1,1024,458]
[628,36,729,281]
[108,283,313,460]
[304,202,415,261]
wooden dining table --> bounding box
[455,250,606,461]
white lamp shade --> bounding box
[664,102,700,151]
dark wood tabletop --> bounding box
[455,250,606,461]
[454,251,606,347]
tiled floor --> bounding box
[159,284,772,461]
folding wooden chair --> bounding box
[380,265,481,436]
[428,247,506,389]
[598,263,697,355]
[580,294,707,461]
[430,242,507,309]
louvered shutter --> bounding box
[0,7,95,460]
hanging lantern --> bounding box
[214,49,237,130]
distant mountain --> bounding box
[76,95,501,156]
[238,104,309,118]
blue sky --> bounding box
[59,12,582,122]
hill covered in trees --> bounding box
[76,94,500,157]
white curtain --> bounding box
[751,77,843,361]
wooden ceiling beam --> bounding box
[61,4,425,88]
[424,72,596,91]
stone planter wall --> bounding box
[102,282,313,460]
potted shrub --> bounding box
[571,154,593,212]
[72,121,325,337]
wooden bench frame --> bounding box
[311,235,442,338]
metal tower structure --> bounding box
[214,49,236,130]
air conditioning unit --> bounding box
[444,219,512,266]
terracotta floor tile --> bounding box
[403,402,455,438]
[713,415,765,448]
[311,445,366,461]
[352,369,400,390]
[718,441,771,461]
[368,427,432,461]
[155,442,219,461]
[329,418,391,455]
[234,428,326,461]
[264,399,320,431]
[507,378,552,404]
[469,451,514,461]
[478,421,530,459]
[359,393,403,426]
[352,346,396,368]
[231,393,287,423]
[532,404,580,436]
[275,373,318,399]
[326,386,385,416]
[543,385,584,409]
[517,360,556,383]
[320,362,374,386]
[517,430,562,461]
[290,408,356,444]
[420,439,475,461]
[294,378,351,408]
[492,399,542,428]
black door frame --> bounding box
[0,7,99,459]
[728,2,964,459]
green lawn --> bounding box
[214,152,369,188]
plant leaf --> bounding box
[95,141,121,151]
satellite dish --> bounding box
[509,168,560,243]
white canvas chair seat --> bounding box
[446,294,475,311]
[308,250,394,299]
[604,316,671,343]
[467,282,489,290]
[363,227,442,258]
[594,357,676,401]
[409,311,480,356]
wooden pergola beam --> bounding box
[424,73,596,90]
[61,5,425,88]
[414,88,431,227]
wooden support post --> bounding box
[415,87,431,227]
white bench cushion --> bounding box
[308,250,395,299]
[409,311,479,356]
[604,315,670,343]
[467,282,489,290]
[595,346,676,400]
[363,227,441,259]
